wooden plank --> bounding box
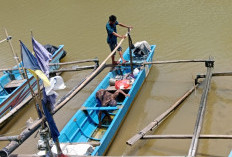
[188,62,213,157]
[81,106,121,111]
[126,84,199,146]
[4,79,26,88]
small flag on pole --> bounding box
[20,40,50,87]
[32,37,52,77]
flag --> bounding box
[20,40,50,87]
[32,37,52,77]
[42,88,60,142]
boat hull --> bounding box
[0,45,65,124]
[59,45,156,156]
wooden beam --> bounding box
[188,60,213,157]
[126,84,199,146]
[142,134,232,139]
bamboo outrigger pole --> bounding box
[142,134,232,139]
[0,31,130,156]
[188,58,214,157]
[106,59,215,68]
[49,58,99,66]
[127,83,200,146]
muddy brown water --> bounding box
[0,1,232,156]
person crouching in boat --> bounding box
[106,15,133,65]
[96,89,130,128]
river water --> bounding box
[0,1,232,156]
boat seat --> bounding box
[4,79,26,89]
[0,95,8,99]
[81,106,122,111]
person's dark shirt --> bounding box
[106,21,119,44]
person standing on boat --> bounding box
[106,15,133,65]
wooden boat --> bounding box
[229,151,232,157]
[58,44,156,156]
[0,45,65,125]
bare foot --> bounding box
[122,60,127,64]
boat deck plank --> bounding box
[4,79,26,88]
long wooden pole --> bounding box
[196,71,232,78]
[48,58,99,66]
[52,31,128,114]
[142,134,232,139]
[0,31,130,156]
[0,136,21,141]
[49,65,96,73]
[127,28,133,74]
[126,83,200,146]
[188,62,213,157]
[4,29,24,78]
[143,60,214,65]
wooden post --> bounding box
[127,84,200,146]
[188,59,214,157]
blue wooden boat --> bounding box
[58,44,156,156]
[229,151,232,157]
[0,45,65,122]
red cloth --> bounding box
[115,80,130,90]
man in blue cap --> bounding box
[106,15,133,65]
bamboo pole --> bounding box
[48,58,99,66]
[4,29,24,78]
[188,60,213,157]
[143,59,214,65]
[197,71,232,78]
[0,31,130,156]
[127,28,133,74]
[52,31,129,114]
[0,65,96,73]
[49,65,96,73]
[0,37,9,44]
[1,59,212,72]
[126,83,200,146]
[142,134,232,139]
[105,59,214,68]
[0,136,21,141]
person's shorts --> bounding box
[108,43,122,55]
